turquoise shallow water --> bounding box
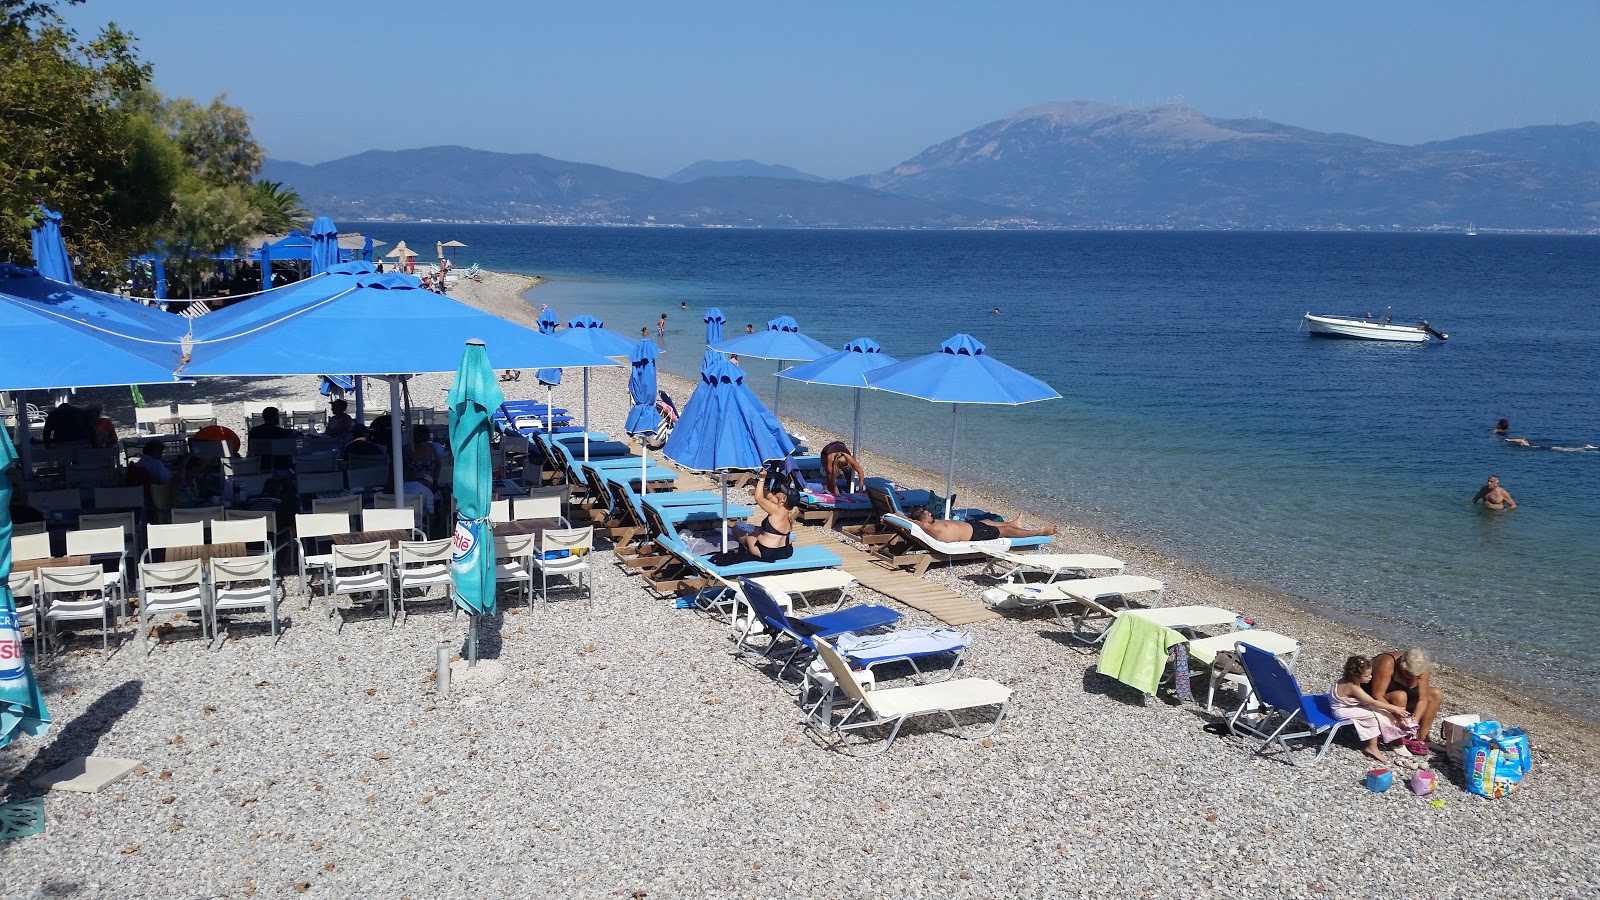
[371,224,1599,703]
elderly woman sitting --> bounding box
[1366,647,1444,745]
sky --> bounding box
[64,0,1600,180]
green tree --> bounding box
[249,180,309,234]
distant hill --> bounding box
[850,101,1600,230]
[667,159,828,184]
[264,106,1600,230]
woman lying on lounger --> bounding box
[907,507,1057,542]
[734,466,798,562]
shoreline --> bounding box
[499,269,1599,751]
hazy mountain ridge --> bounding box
[264,104,1600,230]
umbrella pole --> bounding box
[773,360,784,418]
[15,392,31,478]
[545,385,553,434]
[582,369,590,462]
[353,377,365,423]
[389,378,405,507]
[720,472,729,552]
[945,403,958,519]
[852,388,862,458]
[467,615,478,667]
[640,444,648,496]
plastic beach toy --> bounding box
[1365,768,1394,792]
[1410,770,1436,795]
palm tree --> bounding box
[249,179,308,233]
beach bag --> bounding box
[1462,720,1531,799]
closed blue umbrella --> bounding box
[865,333,1059,518]
[309,217,340,275]
[704,308,725,346]
[624,339,664,494]
[28,207,72,284]
[447,339,505,664]
[534,308,562,423]
[664,358,795,549]
[362,235,374,262]
[712,315,833,416]
[1,425,50,749]
[776,337,900,457]
[554,315,638,462]
[259,241,273,291]
[153,255,167,304]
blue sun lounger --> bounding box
[735,577,900,681]
[642,509,843,598]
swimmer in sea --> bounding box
[1504,437,1542,448]
[1494,418,1510,435]
[1470,475,1517,510]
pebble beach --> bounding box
[3,270,1597,898]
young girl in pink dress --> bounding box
[1329,655,1417,764]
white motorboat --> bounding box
[1303,312,1448,343]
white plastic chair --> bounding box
[40,564,117,655]
[294,512,352,604]
[209,555,280,648]
[210,517,271,556]
[11,531,52,564]
[515,487,567,522]
[65,526,128,615]
[170,505,225,534]
[8,570,43,658]
[177,402,216,431]
[141,522,204,566]
[311,494,363,518]
[362,507,420,535]
[531,527,593,609]
[396,538,454,622]
[493,533,536,605]
[326,540,393,632]
[137,559,208,653]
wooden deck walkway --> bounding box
[792,527,1000,626]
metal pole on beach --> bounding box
[388,378,405,507]
[582,369,591,462]
[851,388,862,458]
[944,403,958,519]
[467,615,478,667]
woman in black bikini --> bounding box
[736,467,797,562]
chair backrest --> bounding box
[139,558,203,590]
[296,472,347,496]
[177,402,214,418]
[295,512,352,541]
[170,506,225,530]
[332,539,389,570]
[488,499,512,524]
[517,486,567,521]
[311,495,364,517]
[146,521,204,551]
[373,493,423,516]
[738,577,794,633]
[11,531,52,561]
[811,637,870,704]
[1237,643,1315,718]
[362,507,415,532]
[295,455,339,474]
[39,564,108,597]
[580,466,613,510]
[640,502,675,543]
[539,526,592,556]
[495,532,537,559]
[93,485,146,510]
[30,488,81,513]
[399,538,452,566]
[864,478,903,518]
[11,521,47,536]
[74,446,121,467]
[345,464,388,491]
[189,440,228,460]
[66,526,126,558]
[210,517,268,547]
[261,437,300,458]
[608,481,645,527]
[225,507,278,534]
[134,406,170,429]
[9,570,35,602]
[228,473,271,503]
[222,455,261,475]
[211,554,274,584]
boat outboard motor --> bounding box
[1419,320,1449,341]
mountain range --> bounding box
[262,101,1600,231]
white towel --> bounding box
[835,627,972,660]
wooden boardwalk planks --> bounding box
[793,527,1000,626]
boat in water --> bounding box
[1303,311,1448,343]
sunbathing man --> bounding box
[1365,647,1443,745]
[907,506,1056,543]
[1470,475,1516,510]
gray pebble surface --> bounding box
[4,272,1595,898]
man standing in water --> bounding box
[1471,475,1517,510]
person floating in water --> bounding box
[1494,419,1510,435]
[993,307,1001,315]
[1470,475,1517,510]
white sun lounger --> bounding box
[981,550,1126,583]
[982,574,1168,642]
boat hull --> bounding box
[1303,314,1430,343]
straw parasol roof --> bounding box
[441,239,468,248]
[386,241,416,259]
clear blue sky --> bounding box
[65,0,1600,180]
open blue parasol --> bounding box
[865,333,1059,517]
[712,316,833,417]
[776,337,900,457]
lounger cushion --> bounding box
[864,679,1012,718]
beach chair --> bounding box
[141,522,204,567]
[1186,630,1302,712]
[8,570,43,659]
[326,540,394,632]
[980,574,1168,641]
[639,503,834,598]
[293,512,352,603]
[797,473,934,530]
[980,549,1126,583]
[871,513,1050,576]
[209,555,281,648]
[362,507,423,536]
[531,527,593,609]
[170,505,225,534]
[40,565,118,655]
[494,533,537,605]
[734,577,902,681]
[1226,643,1353,767]
[395,538,455,622]
[176,402,216,432]
[137,559,208,653]
[806,636,1013,756]
[65,526,129,614]
[312,494,364,518]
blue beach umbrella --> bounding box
[28,207,73,285]
[624,339,664,494]
[865,333,1060,518]
[1,425,50,750]
[664,358,796,550]
[309,217,340,275]
[776,337,900,457]
[534,308,563,425]
[554,316,639,461]
[712,315,833,417]
[704,308,725,346]
[0,263,186,340]
[448,339,505,664]
[259,241,273,291]
[362,235,374,262]
[0,292,185,390]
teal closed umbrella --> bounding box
[1,425,49,749]
[447,339,505,664]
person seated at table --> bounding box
[248,407,296,469]
[905,506,1058,543]
[819,440,864,494]
[190,423,241,456]
[127,440,173,486]
[84,403,119,448]
[324,399,354,441]
[369,412,393,448]
[401,424,442,516]
[340,424,387,462]
[42,401,90,446]
[1365,647,1444,744]
[167,454,220,508]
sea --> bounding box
[372,224,1600,709]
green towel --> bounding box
[1096,613,1184,696]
